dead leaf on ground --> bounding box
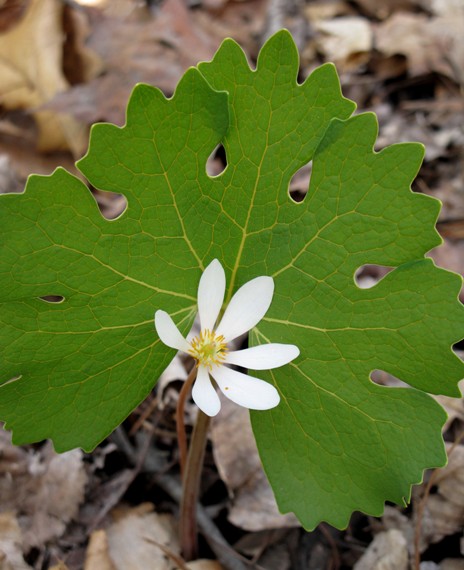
[0,512,33,570]
[84,530,116,570]
[211,398,299,531]
[104,504,180,570]
[312,16,372,70]
[186,561,223,570]
[375,10,464,83]
[0,0,31,33]
[0,0,88,153]
[353,529,408,570]
[417,444,464,547]
[440,560,464,570]
[0,432,87,548]
[353,0,420,19]
[47,0,266,126]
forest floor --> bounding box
[0,0,464,568]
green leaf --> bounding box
[1,30,463,529]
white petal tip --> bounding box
[192,367,221,416]
[206,259,221,269]
[211,366,281,411]
[154,310,190,352]
[198,259,226,331]
[254,389,280,411]
[289,345,300,359]
[200,405,221,417]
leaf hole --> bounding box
[370,370,409,389]
[288,162,312,203]
[38,295,65,304]
[354,264,393,289]
[206,144,227,177]
[94,189,128,220]
[452,342,464,363]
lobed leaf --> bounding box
[1,30,463,528]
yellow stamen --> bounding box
[188,329,228,369]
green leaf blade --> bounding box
[1,30,462,528]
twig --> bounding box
[156,471,249,570]
[129,394,160,436]
[319,524,341,570]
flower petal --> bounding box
[192,365,221,416]
[215,276,274,342]
[210,365,280,410]
[198,259,225,331]
[154,310,191,352]
[225,344,299,370]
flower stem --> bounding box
[179,408,211,561]
[176,365,197,477]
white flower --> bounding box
[154,260,299,416]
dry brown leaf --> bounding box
[312,17,372,70]
[105,503,181,570]
[375,108,464,162]
[0,0,88,153]
[304,1,354,23]
[0,433,87,548]
[84,530,116,570]
[47,0,266,127]
[0,513,33,570]
[211,398,299,531]
[375,11,464,83]
[62,5,103,85]
[0,0,31,33]
[46,0,216,126]
[353,529,408,570]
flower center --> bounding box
[188,329,228,369]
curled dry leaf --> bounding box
[353,529,408,570]
[0,0,86,153]
[211,398,299,531]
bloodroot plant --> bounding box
[0,30,463,560]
